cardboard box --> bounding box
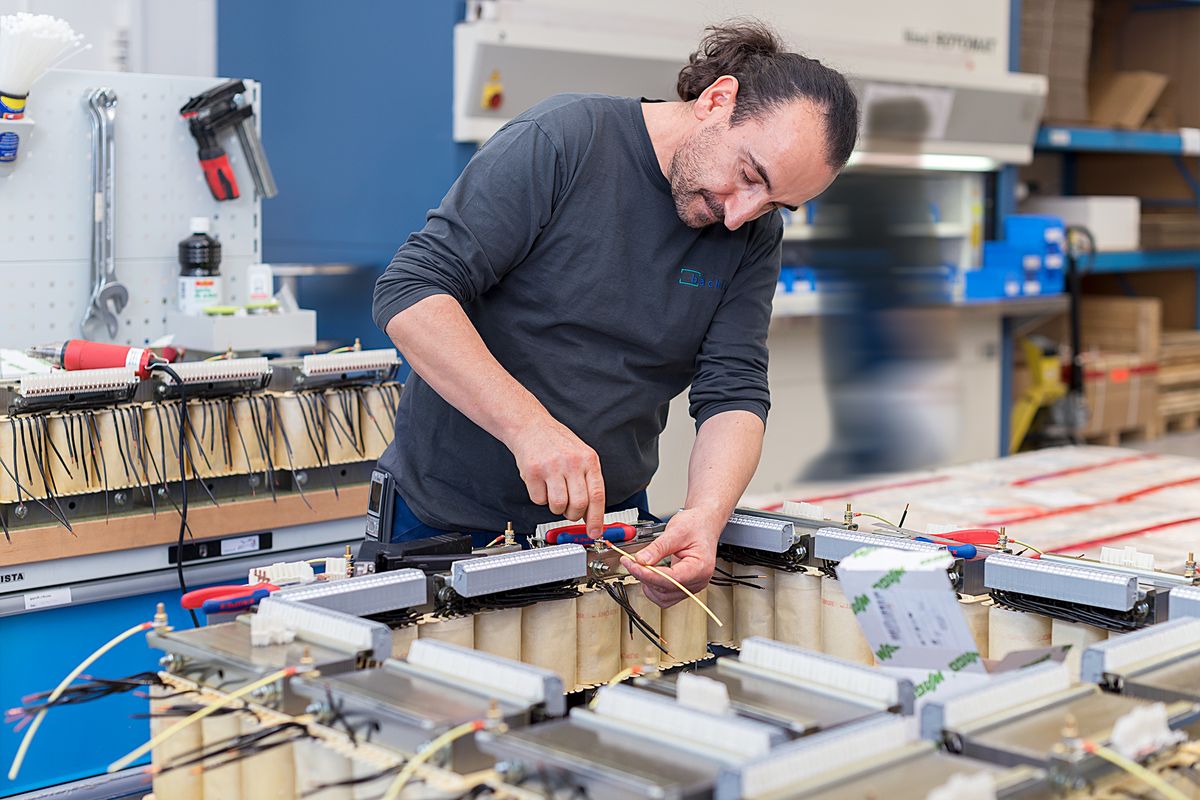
[1090,71,1169,129]
[1021,0,1095,122]
[1021,196,1141,251]
[1078,352,1158,436]
[1080,296,1162,358]
[1141,212,1200,250]
[1113,4,1200,127]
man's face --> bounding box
[668,98,839,231]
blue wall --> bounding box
[217,0,475,349]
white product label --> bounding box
[1045,254,1064,269]
[24,586,72,610]
[1182,128,1200,155]
[1022,255,1040,270]
[1024,280,1042,295]
[246,264,274,303]
[178,275,223,315]
[124,347,145,370]
[1048,128,1071,147]
[221,534,259,556]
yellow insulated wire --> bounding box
[7,620,156,781]
[107,665,301,773]
[1084,740,1189,800]
[603,540,723,627]
[381,719,486,800]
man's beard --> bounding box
[668,126,724,229]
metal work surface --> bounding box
[966,692,1148,767]
[643,664,880,734]
[781,750,1047,800]
[481,719,718,800]
[1129,657,1200,705]
[152,619,348,674]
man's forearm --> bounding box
[683,410,765,526]
[385,294,548,445]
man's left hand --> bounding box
[620,507,724,608]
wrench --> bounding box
[81,88,128,339]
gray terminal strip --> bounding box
[271,568,426,616]
[721,512,801,553]
[1169,584,1200,619]
[985,553,1137,611]
[813,527,942,563]
[447,544,587,598]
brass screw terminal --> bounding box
[504,521,515,546]
[997,526,1009,551]
[344,544,354,579]
[152,601,169,628]
[845,502,858,531]
[1186,551,1196,581]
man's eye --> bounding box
[741,170,755,184]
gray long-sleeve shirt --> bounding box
[372,94,782,533]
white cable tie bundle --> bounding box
[0,13,85,95]
[781,500,825,520]
[1109,702,1185,760]
[738,636,902,707]
[19,367,136,397]
[301,348,398,376]
[535,507,640,540]
[162,357,271,384]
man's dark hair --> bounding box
[676,20,859,170]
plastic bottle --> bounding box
[177,217,222,314]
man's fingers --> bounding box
[584,468,605,538]
[545,476,569,515]
[564,472,590,523]
[639,580,682,609]
[524,478,548,507]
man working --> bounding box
[372,20,858,607]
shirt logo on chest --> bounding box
[678,268,725,290]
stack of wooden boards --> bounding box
[1157,329,1200,431]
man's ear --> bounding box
[691,75,740,121]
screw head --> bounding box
[13,504,27,519]
[157,486,168,498]
[114,491,127,506]
[248,474,261,488]
[295,471,308,486]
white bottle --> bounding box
[245,263,274,304]
[177,217,223,315]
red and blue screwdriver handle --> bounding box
[546,522,637,546]
[181,582,277,615]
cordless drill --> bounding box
[180,80,278,202]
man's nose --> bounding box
[723,194,757,231]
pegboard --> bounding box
[0,68,262,348]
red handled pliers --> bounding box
[181,582,279,615]
[545,522,637,545]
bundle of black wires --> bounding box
[149,361,198,627]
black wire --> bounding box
[151,363,199,628]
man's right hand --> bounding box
[507,416,606,537]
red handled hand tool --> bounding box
[181,582,278,615]
[546,522,637,545]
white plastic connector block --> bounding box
[250,613,296,647]
[20,367,137,397]
[301,348,398,376]
[676,673,732,716]
[781,500,825,521]
[248,560,315,587]
[1109,702,1185,760]
[322,558,349,580]
[534,507,640,540]
[1100,545,1155,571]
